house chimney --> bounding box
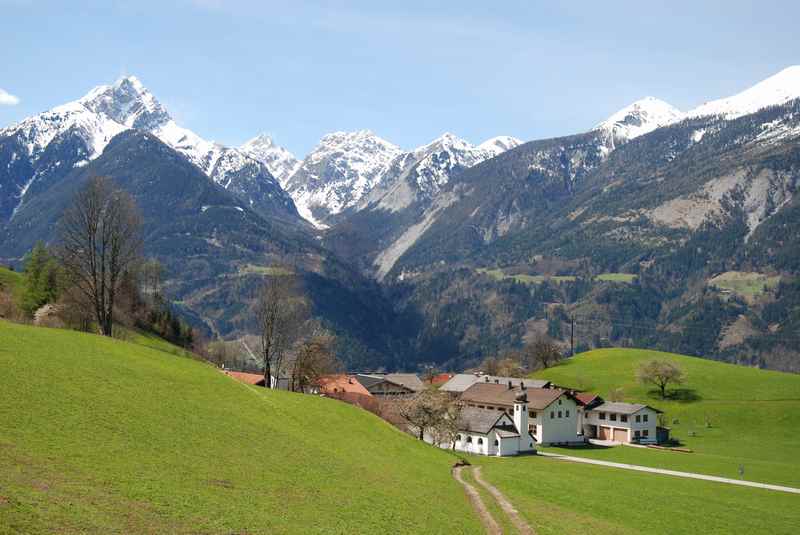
[508,380,513,390]
[485,376,490,383]
[521,382,527,390]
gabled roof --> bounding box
[315,374,372,396]
[354,374,387,389]
[385,373,424,392]
[461,383,571,410]
[593,402,663,415]
[479,375,552,390]
[440,373,551,393]
[458,407,509,434]
[440,374,482,393]
[574,392,603,408]
[429,373,454,385]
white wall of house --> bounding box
[585,407,658,443]
[454,432,490,455]
[538,396,581,445]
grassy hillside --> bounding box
[473,455,800,535]
[532,348,800,486]
[0,266,23,297]
[0,320,479,534]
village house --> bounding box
[440,373,551,395]
[312,374,378,411]
[583,402,663,444]
[574,392,604,436]
[312,374,372,396]
[355,373,423,398]
[446,391,536,456]
[460,382,583,446]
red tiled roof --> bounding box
[430,373,454,385]
[574,392,601,407]
[315,374,372,396]
[225,371,266,386]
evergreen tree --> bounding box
[21,242,60,316]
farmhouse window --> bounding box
[635,415,641,423]
[643,414,649,422]
[529,411,537,418]
[634,430,640,438]
[621,415,628,423]
[550,411,555,419]
[566,410,570,417]
[610,414,617,422]
[643,429,649,437]
[599,413,606,420]
[558,399,562,405]
[558,411,562,418]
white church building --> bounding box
[449,390,536,456]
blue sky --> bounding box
[1,0,799,155]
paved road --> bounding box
[538,452,800,494]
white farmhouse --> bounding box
[460,382,583,446]
[583,402,662,444]
[448,391,536,456]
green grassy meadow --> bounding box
[0,266,24,299]
[708,271,781,298]
[532,348,800,487]
[0,319,479,534]
[477,268,576,284]
[472,454,800,535]
[594,272,637,283]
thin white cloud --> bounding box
[0,88,20,106]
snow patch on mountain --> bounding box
[689,66,800,119]
[240,134,300,186]
[595,97,684,144]
[1,75,295,220]
[285,130,401,226]
[361,132,520,214]
[478,135,522,155]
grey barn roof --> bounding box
[458,408,507,434]
[385,373,424,392]
[593,402,663,415]
[440,374,550,393]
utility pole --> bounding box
[570,316,575,357]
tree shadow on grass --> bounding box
[646,388,702,403]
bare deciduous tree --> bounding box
[398,387,456,441]
[525,337,563,370]
[57,176,142,337]
[255,272,304,388]
[290,331,341,392]
[637,359,685,399]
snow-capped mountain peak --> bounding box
[240,134,300,187]
[284,129,402,227]
[1,75,298,223]
[688,65,800,119]
[478,135,523,155]
[595,97,684,143]
[80,75,171,131]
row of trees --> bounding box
[11,176,196,349]
[479,337,564,376]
